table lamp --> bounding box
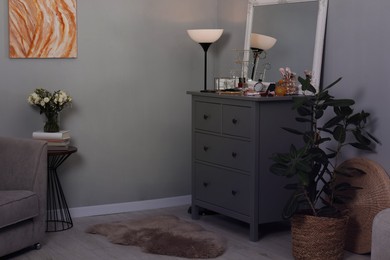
[187,29,224,92]
[250,33,277,81]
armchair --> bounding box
[372,208,390,259]
[0,137,47,257]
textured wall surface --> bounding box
[321,0,390,171]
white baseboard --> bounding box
[69,195,191,218]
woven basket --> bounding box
[335,158,390,254]
[291,214,349,260]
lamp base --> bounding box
[200,89,216,93]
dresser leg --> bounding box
[191,205,200,220]
[249,224,259,242]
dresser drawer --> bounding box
[194,163,250,215]
[222,105,251,138]
[194,133,251,172]
[194,102,221,133]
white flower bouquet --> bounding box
[28,88,72,112]
[28,88,72,132]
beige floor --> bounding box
[7,205,370,260]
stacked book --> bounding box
[32,130,71,150]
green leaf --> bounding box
[297,106,312,116]
[333,106,342,116]
[289,144,297,156]
[349,142,373,151]
[323,115,344,128]
[318,127,333,134]
[318,90,330,100]
[315,109,324,119]
[296,161,313,173]
[297,76,307,85]
[326,152,337,159]
[297,171,310,186]
[282,127,304,135]
[353,130,371,145]
[305,84,317,94]
[334,106,353,117]
[332,196,350,204]
[335,182,362,191]
[270,163,289,176]
[335,167,366,176]
[276,153,293,163]
[333,125,346,143]
[347,113,363,125]
[367,132,381,144]
[360,110,370,124]
[303,133,312,143]
[298,76,316,94]
[322,77,343,91]
[340,106,353,116]
[270,153,289,164]
[282,191,305,219]
[316,104,328,112]
[324,99,355,107]
[292,96,309,109]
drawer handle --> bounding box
[203,114,209,120]
[231,190,237,196]
[232,118,238,124]
[203,182,209,187]
[203,146,209,152]
[232,152,237,158]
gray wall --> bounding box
[0,0,219,208]
[214,0,248,79]
[322,0,390,168]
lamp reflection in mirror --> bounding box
[187,29,223,92]
[250,33,277,81]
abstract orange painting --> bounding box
[9,0,77,58]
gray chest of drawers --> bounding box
[188,91,305,241]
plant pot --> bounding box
[291,213,349,260]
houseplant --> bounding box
[28,88,72,132]
[270,74,380,259]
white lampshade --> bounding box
[187,29,224,43]
[250,33,277,51]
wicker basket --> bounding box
[291,214,349,260]
[335,158,390,254]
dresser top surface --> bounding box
[187,91,301,102]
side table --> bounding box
[46,146,77,232]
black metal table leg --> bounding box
[46,147,77,232]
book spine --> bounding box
[35,138,70,142]
[32,131,70,140]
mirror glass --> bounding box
[243,0,328,91]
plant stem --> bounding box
[304,188,317,216]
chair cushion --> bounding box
[0,190,39,229]
[372,208,390,259]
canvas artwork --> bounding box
[9,0,77,58]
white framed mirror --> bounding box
[243,0,328,92]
